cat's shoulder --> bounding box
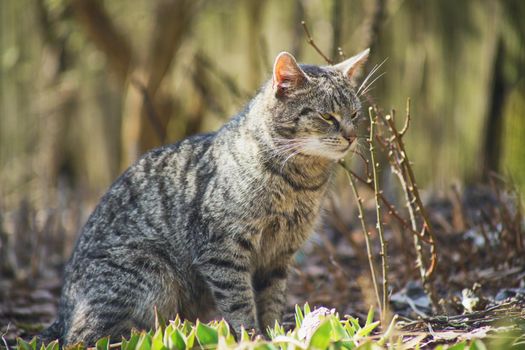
[140,133,215,161]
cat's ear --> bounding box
[333,48,370,80]
[273,52,308,97]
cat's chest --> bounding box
[251,189,323,266]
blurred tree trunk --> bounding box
[291,0,305,59]
[331,0,342,62]
[71,0,199,169]
[481,38,507,177]
[70,0,133,84]
[34,0,79,192]
[246,0,267,89]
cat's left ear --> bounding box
[333,48,370,81]
[273,52,309,97]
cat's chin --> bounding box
[301,146,351,162]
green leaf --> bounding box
[444,342,466,350]
[354,341,374,350]
[365,307,374,327]
[17,338,34,350]
[168,329,187,350]
[377,315,398,346]
[468,340,487,350]
[135,332,152,350]
[254,343,279,350]
[29,337,39,350]
[154,307,166,332]
[163,324,175,345]
[343,320,356,337]
[181,320,193,335]
[196,321,218,346]
[44,340,59,350]
[171,316,182,329]
[304,303,311,315]
[356,321,380,338]
[151,328,167,350]
[334,340,356,349]
[217,319,230,338]
[185,329,195,348]
[95,336,109,350]
[240,327,251,342]
[295,304,304,328]
[122,333,140,350]
[64,343,85,350]
[309,318,333,350]
[329,317,348,341]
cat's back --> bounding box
[72,132,217,257]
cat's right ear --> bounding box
[333,48,370,81]
[273,52,308,97]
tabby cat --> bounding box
[41,49,370,345]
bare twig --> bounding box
[382,108,437,279]
[346,166,433,245]
[368,107,390,326]
[340,161,382,318]
[301,21,333,64]
[1,323,11,350]
[399,98,411,136]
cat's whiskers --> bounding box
[280,148,303,174]
[359,71,385,97]
[357,58,387,96]
[265,138,310,161]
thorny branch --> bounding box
[368,107,390,325]
[381,105,437,279]
[303,19,438,312]
[340,161,382,318]
[342,163,433,245]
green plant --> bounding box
[13,305,490,350]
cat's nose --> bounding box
[341,127,356,144]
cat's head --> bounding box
[266,49,369,161]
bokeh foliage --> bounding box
[1,0,524,206]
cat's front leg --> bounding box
[196,247,259,336]
[254,265,288,333]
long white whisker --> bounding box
[357,63,381,95]
[360,71,386,96]
[280,148,302,173]
[357,57,388,95]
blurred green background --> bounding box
[1,0,524,210]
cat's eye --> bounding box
[319,113,337,124]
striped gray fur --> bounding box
[40,49,370,345]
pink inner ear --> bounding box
[273,53,306,93]
[346,60,366,80]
